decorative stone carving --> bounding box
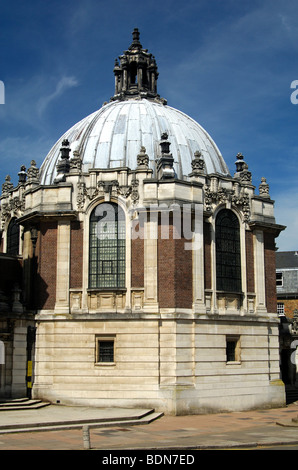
[77,178,140,210]
[204,184,251,221]
[259,177,270,198]
[2,175,14,194]
[130,178,139,204]
[190,150,205,175]
[239,163,252,184]
[26,160,40,184]
[137,146,149,169]
[234,153,252,184]
[77,182,86,210]
[70,149,82,172]
[0,194,25,228]
[11,195,25,214]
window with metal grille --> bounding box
[216,210,241,293]
[7,218,20,255]
[89,203,125,289]
[96,337,115,363]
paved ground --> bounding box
[0,402,298,451]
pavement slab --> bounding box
[0,402,298,451]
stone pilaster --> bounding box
[54,220,71,314]
[143,215,159,312]
[253,230,267,314]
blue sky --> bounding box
[0,0,297,250]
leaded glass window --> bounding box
[89,203,125,289]
[7,218,20,255]
[215,209,241,293]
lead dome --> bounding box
[39,29,229,185]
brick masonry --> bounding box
[36,221,57,310]
[131,220,144,288]
[264,232,277,313]
[158,218,192,309]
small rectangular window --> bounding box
[276,272,283,287]
[96,336,115,364]
[226,336,241,363]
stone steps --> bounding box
[0,405,163,434]
[0,398,51,411]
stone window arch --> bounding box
[89,202,126,289]
[215,209,241,293]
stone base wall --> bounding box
[32,315,285,414]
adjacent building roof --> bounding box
[276,251,298,269]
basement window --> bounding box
[95,336,116,365]
[226,336,241,363]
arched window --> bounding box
[7,218,20,255]
[89,203,125,289]
[215,209,241,293]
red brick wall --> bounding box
[245,230,255,293]
[158,222,175,308]
[264,232,277,313]
[36,221,57,309]
[70,221,83,288]
[174,235,192,309]
[158,217,192,309]
[131,220,144,288]
[281,299,298,319]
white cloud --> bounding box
[37,76,78,116]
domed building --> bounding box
[0,29,286,413]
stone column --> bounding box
[191,204,206,313]
[143,212,159,312]
[54,220,71,314]
[11,326,27,397]
[253,230,267,314]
